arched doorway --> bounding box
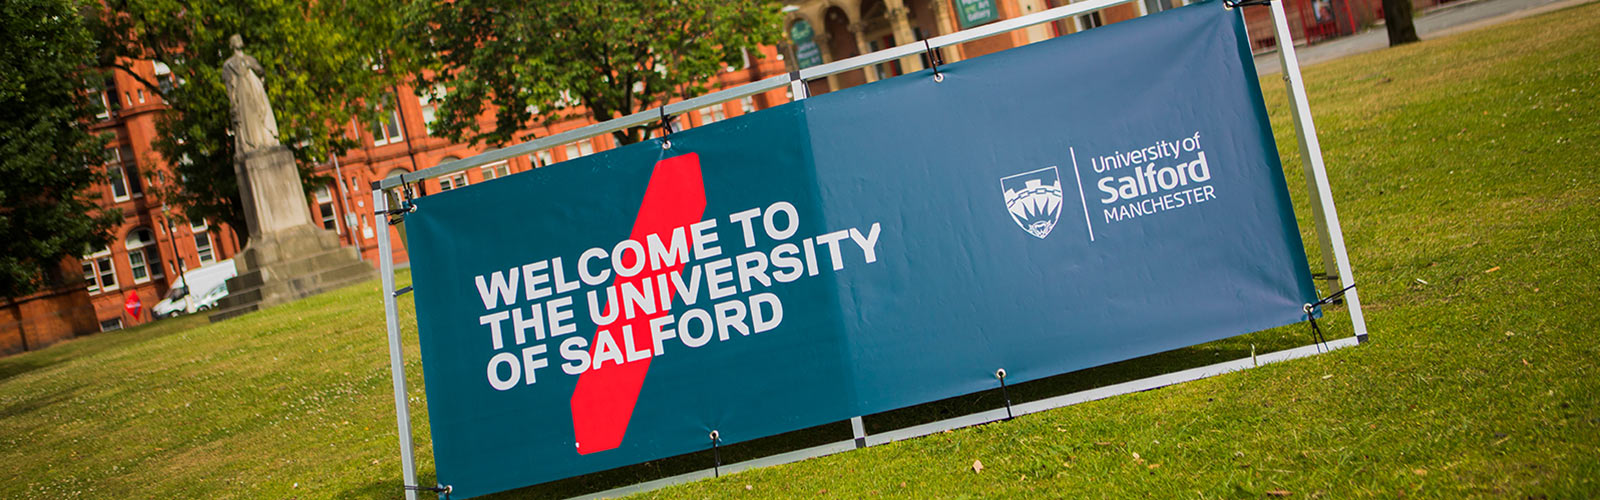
[823,6,868,89]
[857,0,903,79]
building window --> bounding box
[315,184,339,232]
[100,318,124,332]
[741,96,756,114]
[1143,0,1182,13]
[83,246,118,294]
[530,150,554,168]
[439,172,469,191]
[107,163,130,200]
[191,218,215,264]
[97,89,115,119]
[480,161,510,180]
[105,147,143,201]
[564,139,594,160]
[370,97,405,146]
[194,233,215,264]
[153,61,175,96]
[419,85,445,134]
[96,78,120,120]
[1078,10,1104,31]
[125,228,163,284]
[698,105,726,125]
[555,90,578,109]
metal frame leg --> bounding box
[374,188,421,500]
[1265,0,1369,340]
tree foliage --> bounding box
[409,0,785,148]
[0,0,123,298]
[92,0,419,243]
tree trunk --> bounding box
[1382,0,1421,46]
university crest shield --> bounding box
[1001,166,1064,239]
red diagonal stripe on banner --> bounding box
[570,153,706,455]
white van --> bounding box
[152,260,237,318]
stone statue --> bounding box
[209,36,371,322]
[221,34,281,156]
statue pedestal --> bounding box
[209,146,371,322]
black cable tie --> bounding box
[1312,283,1357,308]
[404,484,452,499]
[394,285,413,297]
[995,369,1013,420]
[1305,311,1330,353]
[709,430,722,478]
[659,106,675,137]
[1299,283,1354,353]
[1222,0,1271,7]
[924,39,944,82]
[385,173,418,226]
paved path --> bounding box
[1254,0,1596,74]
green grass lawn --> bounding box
[3,4,1598,498]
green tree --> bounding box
[91,0,419,244]
[0,0,123,298]
[409,0,785,148]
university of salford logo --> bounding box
[1001,166,1063,239]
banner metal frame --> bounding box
[1263,0,1368,340]
[370,0,1369,497]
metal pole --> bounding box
[1265,0,1368,341]
[373,188,420,500]
[331,156,362,259]
[1286,77,1340,282]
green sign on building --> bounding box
[955,0,1001,29]
[790,20,824,69]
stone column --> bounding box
[886,1,925,72]
[1019,0,1055,44]
[849,21,879,83]
[929,0,964,62]
[813,31,844,92]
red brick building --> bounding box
[1,58,246,354]
[4,0,1445,355]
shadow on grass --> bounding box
[0,314,209,383]
[0,383,79,423]
[480,317,1334,499]
[338,478,409,500]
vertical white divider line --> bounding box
[1264,1,1368,340]
[1070,148,1095,242]
[375,189,421,500]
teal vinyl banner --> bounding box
[404,3,1315,497]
